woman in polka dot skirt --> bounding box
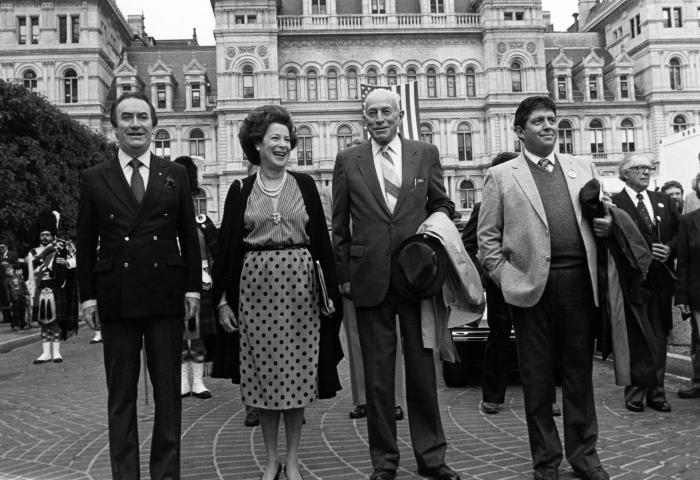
[213,105,343,480]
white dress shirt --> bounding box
[118,149,151,187]
[624,185,655,225]
[372,136,403,200]
[523,147,557,169]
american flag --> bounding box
[360,81,421,140]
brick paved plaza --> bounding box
[1,328,700,480]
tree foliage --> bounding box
[0,80,116,254]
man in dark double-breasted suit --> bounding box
[332,89,458,480]
[77,92,200,480]
[612,154,679,414]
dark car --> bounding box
[442,309,519,388]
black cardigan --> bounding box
[211,171,343,399]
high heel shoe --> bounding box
[259,464,282,480]
[283,466,305,480]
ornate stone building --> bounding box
[2,0,699,221]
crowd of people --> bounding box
[4,89,700,480]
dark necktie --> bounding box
[636,193,654,232]
[538,157,553,172]
[129,158,145,203]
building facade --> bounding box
[2,0,700,222]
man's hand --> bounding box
[55,257,66,265]
[83,305,100,330]
[340,282,351,298]
[592,213,612,238]
[184,297,200,320]
[678,304,691,317]
[651,243,670,263]
[218,304,238,333]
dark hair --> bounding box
[173,156,199,193]
[513,96,557,130]
[238,105,297,166]
[661,180,683,195]
[110,92,158,128]
[491,151,519,167]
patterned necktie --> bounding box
[636,193,654,232]
[538,157,553,173]
[380,146,401,213]
[129,158,145,204]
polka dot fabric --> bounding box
[238,247,320,409]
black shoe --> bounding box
[625,401,644,412]
[181,391,191,398]
[192,390,212,399]
[369,469,395,480]
[89,338,103,344]
[394,406,404,421]
[349,404,367,419]
[533,468,559,480]
[647,401,671,413]
[480,401,500,414]
[678,386,700,399]
[418,464,460,480]
[577,466,610,480]
[245,408,260,427]
[53,357,63,363]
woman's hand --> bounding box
[218,303,238,333]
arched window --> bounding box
[337,125,353,151]
[420,123,433,144]
[189,129,205,158]
[154,130,171,160]
[387,68,397,86]
[670,57,682,90]
[427,67,437,98]
[307,69,318,101]
[327,69,338,100]
[458,179,476,209]
[620,119,635,152]
[407,67,417,84]
[510,61,522,92]
[194,190,207,216]
[296,126,312,166]
[589,119,605,154]
[366,67,378,86]
[446,67,456,97]
[242,65,254,98]
[23,69,37,92]
[466,67,476,97]
[286,69,298,101]
[558,120,573,154]
[63,68,78,103]
[673,114,687,133]
[347,69,358,99]
[457,122,473,161]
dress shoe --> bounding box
[181,392,191,398]
[551,403,561,417]
[625,401,644,412]
[394,405,404,421]
[245,408,260,427]
[89,338,102,344]
[349,404,367,419]
[369,469,396,480]
[677,386,700,399]
[533,468,559,480]
[418,464,460,480]
[480,401,501,414]
[576,466,609,480]
[192,390,212,399]
[647,400,671,413]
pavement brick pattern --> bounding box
[1,329,700,479]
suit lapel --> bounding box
[356,143,392,217]
[126,154,167,234]
[511,155,547,226]
[101,155,139,213]
[648,190,665,224]
[394,139,419,213]
[559,155,584,227]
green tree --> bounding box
[0,79,116,254]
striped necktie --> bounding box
[538,157,553,173]
[380,145,400,213]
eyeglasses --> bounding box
[628,165,656,173]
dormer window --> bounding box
[156,84,166,108]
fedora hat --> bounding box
[391,234,447,301]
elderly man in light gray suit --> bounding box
[478,96,611,480]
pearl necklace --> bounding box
[256,171,287,197]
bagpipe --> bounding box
[33,238,76,325]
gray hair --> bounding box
[363,89,402,113]
[618,154,651,181]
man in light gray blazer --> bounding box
[478,96,611,480]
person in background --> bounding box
[5,262,29,331]
[612,155,679,414]
[661,180,684,214]
[683,171,700,215]
[174,155,218,400]
[213,105,342,480]
[478,96,611,480]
